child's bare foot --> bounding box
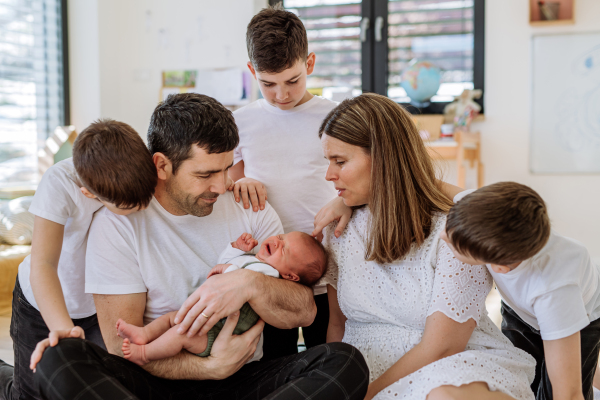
[122,338,148,366]
[116,318,149,345]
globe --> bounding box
[400,60,442,107]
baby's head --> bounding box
[256,231,327,286]
[441,182,551,274]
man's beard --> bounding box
[165,179,219,217]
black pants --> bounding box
[0,278,105,400]
[35,338,368,400]
[262,293,329,360]
[501,301,600,400]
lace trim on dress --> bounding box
[427,240,492,324]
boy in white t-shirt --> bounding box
[440,182,600,400]
[228,4,338,359]
[115,231,327,366]
[0,120,157,400]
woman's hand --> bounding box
[312,197,352,241]
[30,326,85,372]
[230,178,267,212]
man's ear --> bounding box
[247,62,257,80]
[283,272,300,282]
[153,152,172,180]
[80,187,96,199]
[306,52,316,76]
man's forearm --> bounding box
[143,351,217,380]
[248,273,316,329]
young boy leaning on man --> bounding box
[0,119,157,400]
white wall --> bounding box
[472,0,600,260]
[68,0,267,136]
[68,0,600,259]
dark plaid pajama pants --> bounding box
[35,338,369,400]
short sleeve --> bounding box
[533,285,590,340]
[244,202,284,247]
[85,210,147,295]
[428,240,492,324]
[317,223,341,290]
[233,146,243,166]
[453,189,476,204]
[28,164,78,225]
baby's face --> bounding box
[256,232,307,281]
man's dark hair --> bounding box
[446,182,551,265]
[73,119,157,209]
[246,3,309,73]
[147,93,239,173]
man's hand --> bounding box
[174,270,255,337]
[232,233,258,252]
[230,178,267,212]
[30,327,85,372]
[312,197,353,241]
[204,312,264,380]
[207,264,232,279]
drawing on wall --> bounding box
[531,32,600,173]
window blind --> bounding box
[0,0,65,188]
[388,0,474,102]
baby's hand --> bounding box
[232,233,258,252]
[207,264,232,278]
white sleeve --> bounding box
[533,285,590,340]
[453,189,477,204]
[28,165,77,225]
[233,146,243,166]
[85,210,147,295]
[428,240,492,324]
[317,223,341,290]
[218,244,246,264]
[243,262,280,278]
[245,202,284,246]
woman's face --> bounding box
[321,134,372,207]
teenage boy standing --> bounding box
[229,4,337,359]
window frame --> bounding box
[272,0,485,114]
[61,0,70,125]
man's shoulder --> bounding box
[90,206,135,233]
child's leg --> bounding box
[500,302,545,395]
[122,325,208,366]
[117,311,178,345]
[580,318,600,400]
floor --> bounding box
[0,288,504,368]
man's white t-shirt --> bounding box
[454,189,600,340]
[233,96,338,295]
[18,158,102,318]
[85,191,284,325]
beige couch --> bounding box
[0,245,30,315]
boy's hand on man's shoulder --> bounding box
[231,178,267,212]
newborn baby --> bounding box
[116,231,327,366]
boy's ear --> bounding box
[153,153,172,180]
[80,187,96,199]
[283,272,300,282]
[306,52,316,76]
[490,264,512,274]
[247,62,257,79]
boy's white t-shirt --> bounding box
[233,96,338,295]
[19,158,102,318]
[85,191,284,325]
[454,189,600,340]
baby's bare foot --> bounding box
[122,338,148,366]
[116,318,149,345]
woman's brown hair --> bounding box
[319,93,453,264]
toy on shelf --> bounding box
[443,89,482,131]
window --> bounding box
[0,0,68,189]
[275,0,484,112]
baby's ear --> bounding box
[283,273,300,282]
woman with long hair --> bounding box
[318,93,535,400]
